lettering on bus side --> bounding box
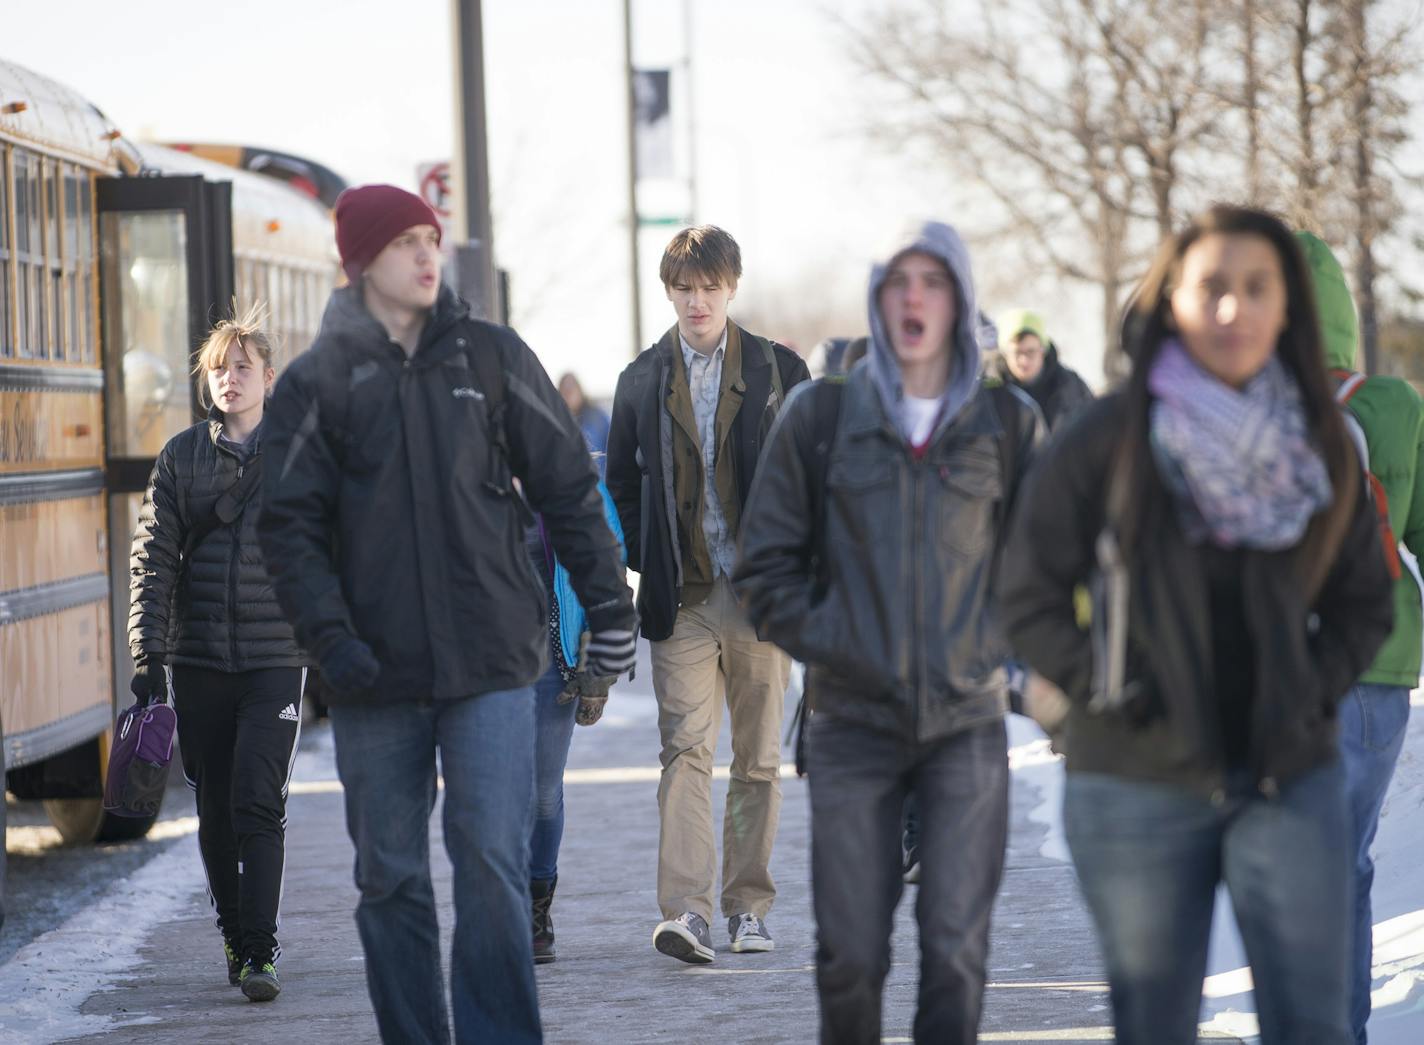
[0,390,102,471]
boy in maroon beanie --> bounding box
[259,184,637,1044]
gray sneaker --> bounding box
[653,912,715,964]
[728,913,774,953]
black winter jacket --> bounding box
[733,368,1042,744]
[997,393,1395,796]
[129,413,303,672]
[606,323,810,641]
[257,285,634,706]
[990,344,1093,432]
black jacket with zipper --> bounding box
[989,344,1093,433]
[997,392,1395,796]
[129,412,303,671]
[606,322,810,642]
[257,284,634,706]
[733,366,1041,744]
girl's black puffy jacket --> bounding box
[129,411,303,671]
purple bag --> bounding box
[103,700,177,818]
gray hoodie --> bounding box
[866,220,983,444]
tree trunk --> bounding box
[1348,0,1380,373]
[1292,0,1319,221]
[1243,0,1261,202]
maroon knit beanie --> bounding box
[333,184,442,283]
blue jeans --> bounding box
[1338,683,1411,1044]
[807,714,1008,1045]
[1064,763,1351,1045]
[530,663,577,881]
[331,690,540,1045]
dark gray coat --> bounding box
[734,367,1041,744]
[257,285,634,705]
[129,413,303,671]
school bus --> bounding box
[0,57,339,923]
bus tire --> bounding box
[2,712,8,933]
[43,796,163,844]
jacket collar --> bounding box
[317,283,469,362]
[841,364,1000,450]
[206,405,263,454]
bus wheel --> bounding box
[2,714,8,932]
[43,796,163,844]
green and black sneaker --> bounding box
[239,958,280,1002]
[223,939,242,986]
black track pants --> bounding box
[172,665,304,964]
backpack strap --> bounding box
[1330,368,1403,582]
[762,337,785,411]
[181,458,264,563]
[800,376,848,593]
[788,375,846,775]
[984,383,1025,532]
[1333,368,1367,405]
[460,321,535,525]
[466,322,511,468]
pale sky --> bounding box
[11,1,1419,395]
[10,0,1106,396]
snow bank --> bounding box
[0,828,204,1041]
[1008,693,1424,1044]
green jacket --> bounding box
[1299,231,1424,686]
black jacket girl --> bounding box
[129,411,303,671]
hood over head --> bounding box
[996,308,1049,350]
[866,220,981,441]
[1294,230,1358,372]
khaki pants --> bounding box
[650,577,790,922]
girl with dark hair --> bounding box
[998,205,1394,1044]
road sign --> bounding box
[417,161,453,241]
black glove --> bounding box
[130,658,168,705]
[320,636,381,693]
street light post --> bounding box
[451,0,499,320]
[623,0,643,355]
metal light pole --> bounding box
[451,0,499,320]
[683,0,698,223]
[623,0,643,354]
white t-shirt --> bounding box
[900,394,941,446]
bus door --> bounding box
[97,174,234,707]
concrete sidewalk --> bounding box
[51,647,1200,1044]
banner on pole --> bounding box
[633,69,673,180]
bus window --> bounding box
[0,147,10,357]
[100,210,192,458]
[64,165,81,364]
[14,149,40,359]
[44,161,63,361]
[77,172,96,365]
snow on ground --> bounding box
[0,826,206,1041]
[1007,692,1424,1044]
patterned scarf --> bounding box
[1147,339,1332,550]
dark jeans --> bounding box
[529,662,577,881]
[330,688,541,1045]
[807,713,1009,1045]
[1064,763,1352,1045]
[173,665,304,964]
[1338,683,1411,1043]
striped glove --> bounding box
[584,627,637,678]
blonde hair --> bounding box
[193,302,275,409]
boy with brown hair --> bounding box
[606,224,809,963]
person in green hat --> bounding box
[1297,229,1424,1044]
[992,308,1093,432]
